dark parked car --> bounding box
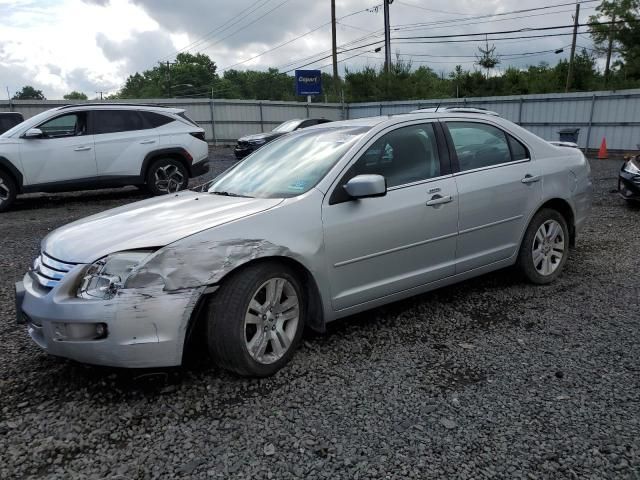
[619,156,640,203]
[0,112,24,134]
[234,118,332,159]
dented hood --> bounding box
[42,191,283,263]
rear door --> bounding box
[444,120,542,272]
[18,111,97,185]
[91,110,159,177]
[322,122,458,311]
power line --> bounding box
[158,0,272,61]
[217,3,382,72]
[395,0,600,29]
[191,0,292,54]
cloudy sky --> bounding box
[0,0,600,99]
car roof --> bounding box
[54,103,185,114]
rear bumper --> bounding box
[619,170,640,200]
[16,269,204,368]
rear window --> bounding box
[93,110,144,134]
[142,111,174,128]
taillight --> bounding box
[190,132,206,142]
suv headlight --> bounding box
[248,138,266,145]
[623,159,640,175]
[77,251,154,300]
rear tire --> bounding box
[0,170,17,212]
[145,158,188,195]
[206,262,305,377]
[517,208,569,284]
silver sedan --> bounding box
[16,111,592,376]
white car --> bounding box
[0,103,209,211]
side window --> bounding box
[141,111,174,128]
[508,134,529,160]
[92,110,144,134]
[38,113,87,138]
[348,123,441,188]
[447,122,513,172]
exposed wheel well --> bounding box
[181,256,325,365]
[536,198,576,247]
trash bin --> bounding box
[558,128,580,143]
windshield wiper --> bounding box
[210,190,253,198]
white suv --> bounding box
[0,103,209,211]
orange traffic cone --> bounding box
[598,137,608,159]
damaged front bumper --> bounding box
[16,267,204,368]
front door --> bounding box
[322,122,459,311]
[19,111,97,185]
[444,120,543,272]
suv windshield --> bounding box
[272,120,301,133]
[209,126,369,198]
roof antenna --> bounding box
[435,102,441,112]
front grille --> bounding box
[31,252,79,289]
[237,141,249,148]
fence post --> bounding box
[259,102,264,133]
[379,103,383,116]
[209,99,217,146]
[518,97,524,125]
[584,94,597,154]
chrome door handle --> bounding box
[521,174,541,184]
[426,194,453,207]
[73,146,92,151]
[140,140,156,144]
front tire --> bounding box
[145,158,188,195]
[207,262,305,377]
[517,208,569,284]
[0,170,17,212]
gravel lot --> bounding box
[1,151,638,479]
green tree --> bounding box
[589,1,640,82]
[476,36,501,79]
[12,85,46,100]
[116,52,219,99]
[63,91,88,100]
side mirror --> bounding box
[343,174,387,199]
[24,128,43,139]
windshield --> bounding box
[208,126,370,198]
[272,119,301,133]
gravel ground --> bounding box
[0,152,638,479]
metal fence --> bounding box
[3,88,640,150]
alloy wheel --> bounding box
[532,219,565,276]
[244,277,300,365]
[154,165,185,193]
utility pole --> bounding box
[565,1,580,93]
[331,0,339,96]
[95,91,104,100]
[383,0,392,73]
[605,14,616,86]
